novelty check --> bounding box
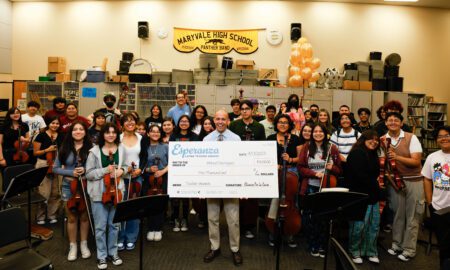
[168,141,278,198]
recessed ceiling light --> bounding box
[384,0,419,2]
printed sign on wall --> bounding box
[173,27,261,54]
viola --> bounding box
[127,161,141,199]
[320,143,337,190]
[101,150,123,206]
[265,134,302,236]
[13,128,30,163]
[46,135,57,174]
[67,157,87,213]
[147,156,164,195]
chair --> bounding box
[0,207,52,270]
[418,204,439,255]
[330,237,358,270]
[1,164,45,209]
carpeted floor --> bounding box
[3,209,440,270]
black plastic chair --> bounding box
[331,237,358,270]
[0,207,52,270]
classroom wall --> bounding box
[10,1,450,116]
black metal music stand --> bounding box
[304,191,368,270]
[113,194,169,270]
[1,166,49,242]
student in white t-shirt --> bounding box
[421,125,450,269]
[21,101,46,141]
[330,113,360,162]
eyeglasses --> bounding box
[437,134,450,140]
[241,107,251,111]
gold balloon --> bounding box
[288,75,303,87]
[304,58,313,69]
[289,66,301,77]
[300,43,313,59]
[297,37,308,45]
[301,67,312,80]
[291,43,301,51]
[309,72,320,83]
[310,58,321,70]
[289,50,302,66]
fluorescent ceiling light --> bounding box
[384,0,419,2]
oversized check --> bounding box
[168,141,278,198]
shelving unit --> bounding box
[407,93,426,138]
[422,102,448,156]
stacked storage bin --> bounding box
[385,53,403,92]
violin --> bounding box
[13,128,30,163]
[380,137,405,192]
[67,157,87,213]
[265,134,302,236]
[147,156,164,195]
[101,150,123,206]
[46,134,57,174]
[127,161,141,199]
[320,143,338,190]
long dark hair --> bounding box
[98,123,121,147]
[199,116,215,140]
[58,121,92,166]
[351,130,380,152]
[150,104,163,122]
[174,115,195,136]
[190,105,208,128]
[299,122,314,145]
[3,107,23,130]
[148,124,164,143]
[308,123,330,159]
[44,115,61,131]
[286,94,300,112]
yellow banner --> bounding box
[173,27,260,54]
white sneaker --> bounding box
[368,256,380,264]
[67,243,77,261]
[109,254,122,266]
[173,219,181,232]
[352,257,363,264]
[244,230,255,239]
[49,218,58,224]
[181,219,188,232]
[190,209,197,215]
[147,231,155,241]
[37,220,45,225]
[398,253,412,262]
[80,240,91,259]
[154,231,162,241]
[387,247,402,256]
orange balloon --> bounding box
[304,58,313,69]
[288,75,303,87]
[298,37,308,45]
[300,43,313,59]
[291,43,301,51]
[309,72,320,83]
[310,58,321,70]
[301,67,312,80]
[289,66,301,77]
[289,50,302,66]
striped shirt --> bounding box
[330,128,360,158]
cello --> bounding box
[101,150,123,206]
[13,128,30,163]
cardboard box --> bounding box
[343,80,360,90]
[359,81,372,90]
[112,75,129,83]
[56,73,70,82]
[48,57,66,73]
[236,60,255,70]
[258,68,278,80]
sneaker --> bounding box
[117,242,125,251]
[97,258,107,269]
[67,243,77,261]
[181,219,188,232]
[287,236,297,248]
[126,242,135,251]
[268,239,275,247]
[190,209,197,215]
[197,221,205,229]
[310,249,320,257]
[398,253,412,262]
[387,247,402,256]
[368,256,380,264]
[147,231,155,241]
[49,218,58,224]
[244,230,255,239]
[109,254,123,266]
[318,249,326,258]
[383,224,392,233]
[352,256,363,264]
[154,231,162,241]
[173,219,181,232]
[37,220,45,225]
[80,240,91,259]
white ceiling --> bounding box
[8,0,450,9]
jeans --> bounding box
[118,177,142,244]
[303,185,327,252]
[348,203,380,257]
[91,201,119,260]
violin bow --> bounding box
[319,142,333,192]
[77,154,95,236]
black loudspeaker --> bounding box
[138,21,149,39]
[290,23,301,41]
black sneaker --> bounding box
[97,259,107,269]
[108,254,123,266]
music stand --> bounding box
[113,194,169,270]
[1,166,49,242]
[304,191,368,270]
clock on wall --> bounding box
[157,28,168,39]
[266,29,283,46]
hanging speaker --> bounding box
[138,21,149,39]
[290,23,301,41]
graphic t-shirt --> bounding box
[307,148,326,187]
[421,150,450,210]
[21,114,46,140]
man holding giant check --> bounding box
[168,110,278,267]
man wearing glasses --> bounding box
[167,91,191,124]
